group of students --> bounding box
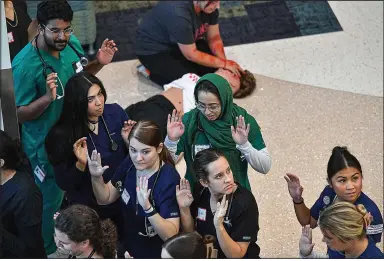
[0,0,383,259]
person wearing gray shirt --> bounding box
[135,1,243,86]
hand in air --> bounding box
[167,109,184,141]
[73,137,88,166]
[231,115,250,146]
[86,150,109,178]
[96,38,118,65]
[284,173,304,202]
[45,72,58,101]
[121,120,137,145]
[136,176,151,210]
[299,225,315,257]
[176,179,194,208]
[213,194,228,228]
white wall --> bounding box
[1,1,11,130]
[1,1,11,70]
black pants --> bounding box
[137,40,216,86]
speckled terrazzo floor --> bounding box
[96,60,383,257]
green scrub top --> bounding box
[176,111,266,192]
[12,35,84,176]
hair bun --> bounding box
[202,235,215,245]
[332,146,348,155]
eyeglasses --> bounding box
[196,103,221,113]
[44,25,74,37]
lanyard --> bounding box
[88,116,118,152]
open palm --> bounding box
[284,173,304,201]
[299,225,315,257]
[176,179,194,208]
[87,150,109,178]
[167,109,184,141]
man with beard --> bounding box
[11,1,117,258]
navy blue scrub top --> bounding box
[111,156,180,259]
[54,103,128,208]
[310,186,383,258]
[328,239,384,258]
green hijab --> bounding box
[186,74,257,189]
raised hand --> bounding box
[121,120,137,145]
[299,225,315,257]
[86,150,109,178]
[176,179,194,208]
[167,109,184,141]
[213,194,228,228]
[284,173,304,202]
[96,38,118,65]
[45,72,58,101]
[73,137,87,166]
[136,176,151,210]
[231,115,250,145]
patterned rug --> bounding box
[94,1,342,62]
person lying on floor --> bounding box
[125,68,256,139]
[135,1,243,86]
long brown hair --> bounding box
[128,121,175,167]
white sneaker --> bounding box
[137,64,150,78]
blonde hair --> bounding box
[318,202,369,242]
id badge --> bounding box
[8,32,14,43]
[122,189,130,205]
[197,207,207,221]
[34,165,46,183]
[72,61,84,73]
[194,144,210,156]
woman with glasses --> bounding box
[285,146,383,258]
[165,73,271,191]
[87,121,181,258]
[45,71,130,257]
[176,148,261,258]
[299,202,383,258]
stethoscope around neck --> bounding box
[34,35,89,99]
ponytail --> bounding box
[160,145,175,167]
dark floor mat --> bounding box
[94,0,342,62]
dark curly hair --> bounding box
[0,130,24,170]
[54,205,117,258]
[36,0,73,25]
[233,70,256,98]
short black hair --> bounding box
[36,0,73,25]
[0,130,23,170]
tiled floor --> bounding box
[95,1,383,258]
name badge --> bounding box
[72,61,84,73]
[122,189,130,205]
[197,208,206,221]
[194,145,210,156]
[34,165,46,183]
[8,32,14,43]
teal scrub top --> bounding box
[12,35,84,174]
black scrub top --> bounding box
[111,156,181,258]
[6,0,32,62]
[191,184,261,258]
[0,171,46,258]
